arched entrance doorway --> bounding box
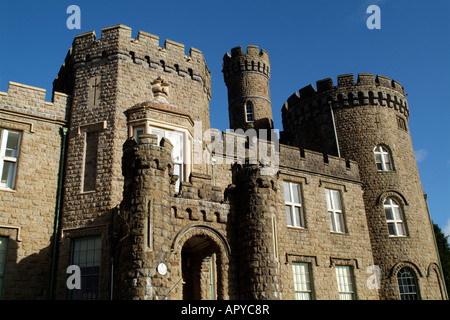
[182,236,218,300]
[172,225,231,300]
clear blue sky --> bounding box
[1,0,449,237]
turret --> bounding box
[222,45,273,133]
[281,73,446,300]
[232,163,282,300]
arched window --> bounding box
[397,267,420,300]
[374,145,393,171]
[384,197,406,236]
[245,101,254,122]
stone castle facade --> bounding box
[0,24,447,300]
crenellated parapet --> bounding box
[222,45,270,83]
[282,73,410,125]
[0,81,70,122]
[54,24,211,98]
[222,45,273,132]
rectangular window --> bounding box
[83,131,99,192]
[283,181,305,228]
[150,127,184,191]
[292,262,313,300]
[133,126,145,143]
[0,128,21,189]
[69,236,101,300]
[335,265,356,300]
[0,236,8,299]
[245,102,254,122]
[396,116,407,132]
[326,189,345,233]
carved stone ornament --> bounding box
[152,76,170,102]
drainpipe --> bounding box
[329,100,341,158]
[49,126,69,299]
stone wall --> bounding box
[54,24,213,299]
[281,73,446,299]
[0,82,69,299]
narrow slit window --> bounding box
[245,101,254,122]
[83,131,99,192]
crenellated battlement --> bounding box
[0,81,70,121]
[222,45,271,83]
[282,73,409,120]
[279,144,360,182]
[56,24,211,95]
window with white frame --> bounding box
[133,126,145,143]
[397,267,420,300]
[384,197,407,236]
[326,189,345,233]
[245,101,254,122]
[292,262,313,300]
[0,128,21,190]
[335,265,356,300]
[374,145,393,171]
[149,127,185,191]
[283,181,305,228]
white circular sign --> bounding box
[157,263,167,276]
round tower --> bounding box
[281,73,446,300]
[232,163,281,300]
[222,45,273,132]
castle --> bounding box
[0,24,447,300]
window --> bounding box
[0,237,8,299]
[133,126,145,143]
[384,198,406,236]
[326,189,345,233]
[69,236,101,300]
[0,128,21,189]
[374,145,393,171]
[292,262,313,300]
[283,182,305,228]
[397,267,420,300]
[82,131,99,192]
[335,265,356,300]
[245,101,254,122]
[150,127,185,191]
[397,116,407,132]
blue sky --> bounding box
[1,0,449,237]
